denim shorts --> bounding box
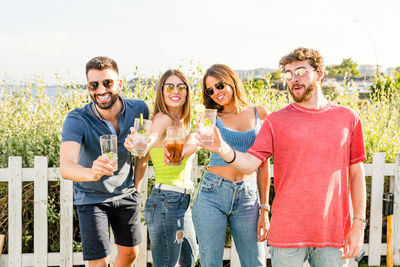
[76,191,142,261]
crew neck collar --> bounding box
[291,101,332,113]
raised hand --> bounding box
[91,155,114,180]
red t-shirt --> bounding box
[248,102,366,248]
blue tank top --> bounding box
[208,107,263,167]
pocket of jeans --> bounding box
[200,178,218,192]
[277,247,300,257]
[164,191,184,205]
[144,200,155,225]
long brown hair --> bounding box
[153,69,191,130]
[202,64,250,112]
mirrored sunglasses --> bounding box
[162,83,188,93]
[87,79,116,91]
[283,67,314,80]
[205,81,225,96]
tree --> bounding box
[326,58,360,78]
[270,70,282,81]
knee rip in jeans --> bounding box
[175,230,184,244]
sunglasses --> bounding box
[87,79,116,91]
[162,83,188,93]
[205,81,226,96]
[283,67,315,80]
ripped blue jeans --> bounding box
[145,188,198,267]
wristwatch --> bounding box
[259,204,270,212]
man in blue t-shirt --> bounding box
[60,56,149,266]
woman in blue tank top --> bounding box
[124,70,198,266]
[192,64,270,267]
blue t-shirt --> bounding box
[61,98,149,205]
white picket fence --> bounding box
[0,152,399,266]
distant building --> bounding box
[358,64,381,76]
[235,68,274,80]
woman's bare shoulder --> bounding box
[152,112,173,124]
[256,106,269,120]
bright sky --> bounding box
[1,0,399,84]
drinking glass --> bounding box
[99,134,118,171]
[133,118,152,157]
[165,127,186,165]
[199,109,217,145]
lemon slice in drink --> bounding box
[194,104,205,113]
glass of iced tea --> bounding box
[133,117,152,158]
[165,126,186,166]
[199,109,217,145]
[100,134,118,172]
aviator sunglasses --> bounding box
[205,81,226,96]
[87,79,116,91]
[283,67,315,80]
[162,83,188,93]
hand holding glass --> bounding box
[132,118,152,157]
[165,127,186,165]
[100,134,118,172]
[198,109,217,145]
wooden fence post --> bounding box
[60,176,73,266]
[8,157,22,267]
[137,166,150,267]
[368,152,385,265]
[34,156,48,266]
[394,153,400,265]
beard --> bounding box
[90,92,119,110]
[289,80,317,103]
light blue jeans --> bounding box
[192,171,265,267]
[145,188,198,267]
[270,246,349,267]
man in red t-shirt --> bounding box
[200,47,366,266]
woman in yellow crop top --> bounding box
[124,70,198,266]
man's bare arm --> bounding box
[201,126,262,174]
[342,162,366,259]
[60,141,113,182]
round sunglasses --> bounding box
[205,81,226,96]
[283,67,315,80]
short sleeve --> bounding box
[247,119,273,165]
[350,116,366,165]
[61,111,85,144]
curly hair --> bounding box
[279,47,325,73]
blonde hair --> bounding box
[153,69,191,130]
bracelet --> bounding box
[353,217,366,226]
[223,147,236,164]
[259,204,270,212]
